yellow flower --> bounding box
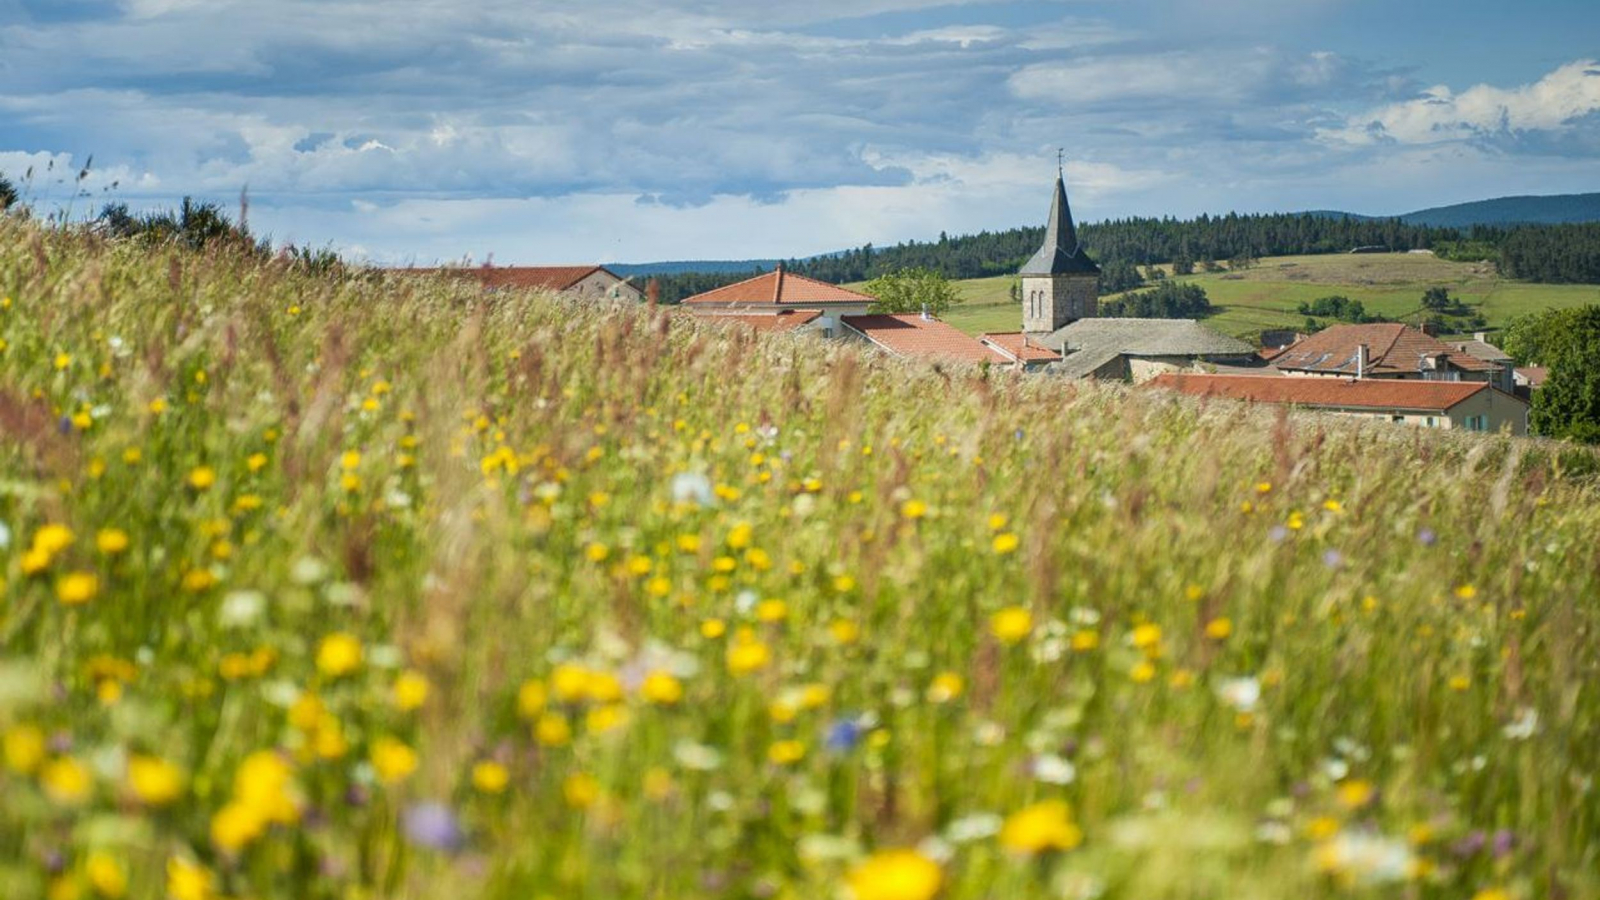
[3,724,46,774]
[1070,629,1100,652]
[926,671,964,704]
[188,466,217,490]
[41,757,93,805]
[1323,499,1343,512]
[755,598,788,622]
[210,801,265,852]
[96,528,130,554]
[165,858,214,900]
[640,671,683,705]
[990,606,1033,644]
[845,849,942,900]
[563,772,599,809]
[1131,623,1163,651]
[370,737,418,785]
[900,499,928,519]
[1286,511,1304,530]
[1448,674,1471,692]
[516,679,548,718]
[127,754,184,806]
[585,704,629,734]
[1129,660,1157,683]
[393,670,430,711]
[1454,584,1478,601]
[1471,889,1511,900]
[86,851,127,899]
[1204,617,1233,640]
[56,571,100,605]
[767,740,806,765]
[1336,779,1375,809]
[829,618,860,645]
[233,751,298,825]
[727,636,771,676]
[535,712,572,747]
[585,543,610,562]
[246,452,268,472]
[991,532,1020,554]
[55,352,73,370]
[472,760,510,794]
[999,799,1083,855]
[315,633,363,678]
[701,618,727,639]
[33,524,75,555]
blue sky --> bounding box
[1,0,1597,264]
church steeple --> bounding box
[1019,169,1099,277]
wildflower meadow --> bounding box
[1,215,1597,899]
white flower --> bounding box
[945,813,1002,842]
[1032,754,1077,785]
[1317,831,1414,884]
[0,521,10,550]
[673,740,723,771]
[1503,707,1539,740]
[670,472,714,507]
[218,590,267,627]
[1216,676,1261,713]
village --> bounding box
[432,172,1539,436]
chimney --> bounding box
[1356,343,1369,379]
[1474,331,1488,343]
[920,303,931,321]
[771,261,785,304]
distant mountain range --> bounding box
[608,193,1600,277]
[1308,193,1600,228]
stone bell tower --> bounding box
[1020,166,1100,334]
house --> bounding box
[979,332,1063,371]
[1148,373,1529,435]
[1514,366,1548,390]
[841,313,1012,367]
[1447,332,1517,393]
[689,309,824,335]
[431,265,643,302]
[1272,323,1506,388]
[1041,318,1260,381]
[680,264,875,337]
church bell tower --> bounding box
[1020,164,1100,334]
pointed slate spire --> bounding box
[1019,170,1099,276]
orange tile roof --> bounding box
[843,314,1011,365]
[422,266,612,292]
[690,309,823,334]
[681,267,873,307]
[1147,373,1496,411]
[980,332,1062,362]
[1273,323,1498,375]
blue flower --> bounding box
[403,801,463,852]
[824,718,861,753]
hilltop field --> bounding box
[929,252,1600,339]
[2,216,1599,900]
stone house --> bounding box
[1149,373,1529,435]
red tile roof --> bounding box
[1148,373,1495,411]
[424,266,614,292]
[843,314,1011,365]
[690,309,823,334]
[1273,323,1498,375]
[980,332,1062,363]
[681,267,873,307]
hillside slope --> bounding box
[2,218,1598,899]
[1401,193,1600,227]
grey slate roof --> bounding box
[1448,338,1513,364]
[1019,174,1101,276]
[1040,318,1257,378]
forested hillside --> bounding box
[653,214,1600,303]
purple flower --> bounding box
[1418,527,1437,547]
[403,802,463,852]
[825,718,861,753]
[1322,549,1344,569]
[1268,525,1289,543]
[1492,829,1515,858]
[1452,830,1487,858]
[57,415,73,435]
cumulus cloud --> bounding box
[1322,59,1600,146]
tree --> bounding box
[1421,286,1454,310]
[1528,306,1600,443]
[862,267,963,316]
[1172,251,1195,276]
[0,173,16,211]
[1100,281,1211,319]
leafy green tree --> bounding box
[862,267,963,316]
[1100,281,1211,319]
[0,174,17,211]
[1421,286,1454,310]
[1528,306,1600,443]
[1172,252,1195,276]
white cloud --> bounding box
[1322,58,1600,145]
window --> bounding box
[1425,416,1437,428]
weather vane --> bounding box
[1057,147,1065,173]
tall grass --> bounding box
[1,215,1597,899]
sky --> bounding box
[2,0,1598,265]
